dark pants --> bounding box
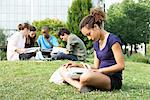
[52,52,78,61]
[19,52,36,60]
[41,49,52,58]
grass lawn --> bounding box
[0,60,150,100]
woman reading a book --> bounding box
[60,8,125,93]
[18,26,37,60]
[25,26,36,48]
[7,23,31,61]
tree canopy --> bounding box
[105,0,150,45]
[0,29,6,46]
[67,0,92,49]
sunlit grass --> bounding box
[0,60,150,100]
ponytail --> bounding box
[90,7,106,22]
[90,7,105,28]
[18,24,23,31]
[79,7,105,30]
[18,23,30,31]
[79,15,102,30]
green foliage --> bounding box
[128,53,149,63]
[0,61,150,99]
[32,18,66,47]
[0,29,7,46]
[122,1,150,44]
[105,0,150,45]
[139,0,150,7]
[147,44,150,55]
[67,0,92,49]
[0,50,6,60]
[0,29,7,60]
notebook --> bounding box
[51,47,67,54]
[24,47,40,53]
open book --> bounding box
[49,63,91,85]
[51,47,68,54]
[65,63,91,79]
[24,47,40,53]
[65,67,88,79]
[49,67,88,85]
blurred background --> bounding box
[0,0,150,62]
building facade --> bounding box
[0,0,72,35]
[0,0,99,36]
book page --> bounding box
[24,47,40,53]
[51,47,67,54]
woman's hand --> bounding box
[63,61,82,69]
[15,48,26,54]
[90,68,103,73]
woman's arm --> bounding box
[98,42,125,74]
[93,51,100,69]
[63,61,83,68]
[64,51,100,69]
[15,48,26,54]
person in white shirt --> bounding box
[7,23,31,61]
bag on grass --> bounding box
[49,67,64,85]
[49,63,90,85]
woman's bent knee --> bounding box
[80,72,93,85]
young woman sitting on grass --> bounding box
[60,8,125,93]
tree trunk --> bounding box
[134,44,137,53]
[130,44,133,55]
[125,44,127,54]
[144,42,147,56]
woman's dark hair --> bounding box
[79,7,105,30]
[58,28,70,37]
[25,36,36,48]
[25,26,36,48]
[79,15,96,30]
[30,26,36,31]
[90,7,106,21]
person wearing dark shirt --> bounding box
[18,25,37,60]
[60,7,125,93]
[25,26,36,48]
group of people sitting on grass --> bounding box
[7,7,125,93]
[7,24,87,61]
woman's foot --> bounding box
[79,86,94,93]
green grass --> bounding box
[0,60,150,100]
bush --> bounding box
[147,44,150,56]
[128,53,149,63]
[32,18,66,47]
[0,29,7,60]
[0,50,7,60]
[0,29,7,46]
[67,0,92,49]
